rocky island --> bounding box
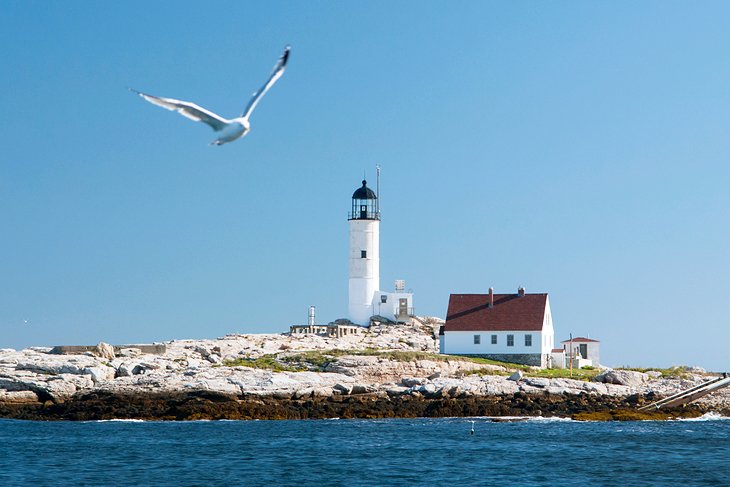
[1,318,728,421]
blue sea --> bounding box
[1,415,728,486]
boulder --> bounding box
[333,383,353,395]
[84,366,116,385]
[508,371,523,381]
[524,377,549,388]
[95,342,116,360]
[594,369,648,387]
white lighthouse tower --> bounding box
[348,179,380,325]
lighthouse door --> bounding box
[360,205,367,219]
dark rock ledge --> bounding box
[0,391,719,422]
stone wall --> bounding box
[458,353,545,367]
[50,344,167,355]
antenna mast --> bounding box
[376,164,381,215]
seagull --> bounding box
[130,45,290,145]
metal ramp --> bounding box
[639,374,730,411]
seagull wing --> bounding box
[130,89,229,131]
[241,45,290,119]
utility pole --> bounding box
[569,333,574,378]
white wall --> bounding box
[442,330,547,355]
[372,291,413,321]
[563,341,600,365]
[348,219,380,325]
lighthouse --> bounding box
[347,173,415,326]
[348,179,380,325]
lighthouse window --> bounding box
[361,250,367,258]
[381,295,388,303]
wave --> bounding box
[680,412,729,422]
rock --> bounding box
[0,390,39,403]
[351,384,377,394]
[646,371,662,379]
[385,386,409,396]
[84,366,116,385]
[194,346,211,358]
[333,383,353,395]
[508,371,523,381]
[95,342,116,360]
[119,348,141,358]
[594,369,648,387]
[524,377,549,388]
[401,377,425,387]
[115,363,135,378]
[206,354,222,364]
[132,365,147,375]
[293,388,313,399]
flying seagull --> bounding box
[131,45,290,145]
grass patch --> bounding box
[525,368,600,381]
[222,355,305,372]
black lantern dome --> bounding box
[349,180,379,220]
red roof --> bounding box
[444,293,548,332]
[560,337,599,343]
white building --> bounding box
[560,337,600,368]
[440,287,554,367]
[347,179,413,326]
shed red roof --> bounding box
[444,293,548,332]
[551,348,565,353]
[560,337,599,343]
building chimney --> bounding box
[488,287,494,308]
[518,286,525,297]
[308,306,316,326]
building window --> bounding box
[525,334,532,347]
[507,334,514,347]
[381,295,387,303]
[361,250,367,258]
[473,335,481,345]
[491,335,497,345]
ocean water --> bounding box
[1,415,728,486]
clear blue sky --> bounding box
[2,1,729,371]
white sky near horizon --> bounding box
[1,1,729,371]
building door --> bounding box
[398,298,408,318]
[579,344,588,359]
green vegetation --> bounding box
[524,367,600,381]
[219,349,606,383]
[222,355,306,373]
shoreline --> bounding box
[0,390,722,422]
[2,321,729,422]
